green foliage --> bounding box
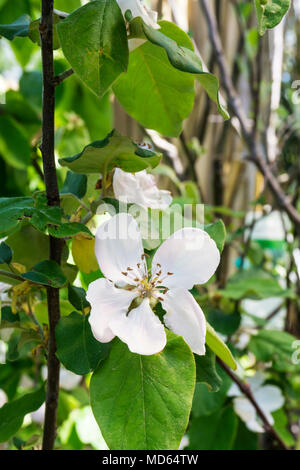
[61,171,87,199]
[56,312,110,375]
[206,322,237,370]
[204,219,226,252]
[0,14,30,40]
[67,285,89,312]
[0,385,45,442]
[0,115,31,169]
[90,331,195,450]
[57,0,128,97]
[249,329,300,372]
[195,346,222,392]
[113,21,195,137]
[0,242,13,264]
[22,260,67,288]
[188,405,238,450]
[0,194,91,238]
[59,129,161,173]
[255,0,290,35]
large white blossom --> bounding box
[86,213,220,356]
[113,168,172,210]
[228,372,284,433]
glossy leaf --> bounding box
[0,386,45,442]
[128,18,229,120]
[56,312,109,375]
[22,260,67,288]
[113,22,195,137]
[61,171,87,199]
[255,0,290,35]
[0,242,13,265]
[0,14,30,40]
[90,331,195,450]
[204,219,226,253]
[57,0,128,97]
[59,129,161,174]
[72,238,99,274]
[68,285,90,312]
[206,322,237,370]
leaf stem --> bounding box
[40,0,62,450]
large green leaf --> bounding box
[59,129,161,173]
[0,242,13,265]
[22,260,67,288]
[57,0,128,97]
[90,331,195,450]
[113,22,195,137]
[0,14,30,40]
[206,322,237,370]
[0,385,45,442]
[56,312,110,375]
[0,194,91,238]
[128,18,229,120]
[255,0,290,35]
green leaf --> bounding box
[206,322,237,370]
[272,408,295,446]
[195,346,222,392]
[188,405,238,450]
[56,312,109,375]
[90,331,196,450]
[0,115,31,169]
[0,194,92,238]
[57,0,128,97]
[206,308,241,336]
[219,269,294,300]
[0,14,30,40]
[28,13,61,49]
[59,129,161,173]
[133,18,229,120]
[61,171,87,199]
[192,365,232,417]
[255,0,290,35]
[68,285,89,312]
[113,21,195,137]
[249,329,300,372]
[204,219,226,253]
[22,260,67,288]
[0,386,45,442]
[0,242,13,265]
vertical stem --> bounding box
[40,0,62,450]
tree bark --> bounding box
[40,0,62,450]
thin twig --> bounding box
[0,269,24,282]
[217,357,290,450]
[199,0,300,229]
[40,0,62,450]
[53,68,74,86]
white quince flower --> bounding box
[113,168,172,210]
[117,0,159,51]
[0,388,7,408]
[86,213,220,356]
[228,371,284,433]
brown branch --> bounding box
[217,358,290,450]
[199,0,300,229]
[40,0,62,450]
[53,68,74,86]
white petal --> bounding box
[113,169,172,210]
[233,397,256,422]
[117,0,159,29]
[95,212,145,285]
[152,227,220,289]
[109,298,166,355]
[247,371,265,392]
[87,278,137,343]
[253,385,284,413]
[161,288,206,355]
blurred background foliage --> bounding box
[0,0,300,450]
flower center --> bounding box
[122,255,173,302]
